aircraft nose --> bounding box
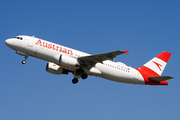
[5,38,15,48]
[5,39,10,45]
[5,39,12,47]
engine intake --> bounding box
[46,62,68,75]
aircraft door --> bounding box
[27,37,33,47]
[133,71,140,80]
[26,37,38,56]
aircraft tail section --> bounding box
[136,51,173,85]
[139,51,171,76]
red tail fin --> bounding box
[138,51,171,77]
[136,51,172,85]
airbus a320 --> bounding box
[5,35,173,85]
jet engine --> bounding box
[46,62,68,75]
[53,55,80,67]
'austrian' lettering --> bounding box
[35,39,73,55]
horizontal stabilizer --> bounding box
[148,76,174,81]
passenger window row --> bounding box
[105,63,130,72]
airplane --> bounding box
[5,35,173,85]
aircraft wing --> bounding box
[78,50,129,67]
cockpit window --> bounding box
[14,37,23,40]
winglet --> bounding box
[124,50,129,55]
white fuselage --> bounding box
[5,35,145,85]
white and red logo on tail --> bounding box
[136,51,172,85]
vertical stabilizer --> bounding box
[138,51,172,77]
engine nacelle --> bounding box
[46,62,68,75]
[53,54,79,67]
[60,55,79,67]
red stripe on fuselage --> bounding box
[138,66,160,77]
[135,66,168,85]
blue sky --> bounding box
[1,0,180,120]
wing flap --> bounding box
[148,76,174,81]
